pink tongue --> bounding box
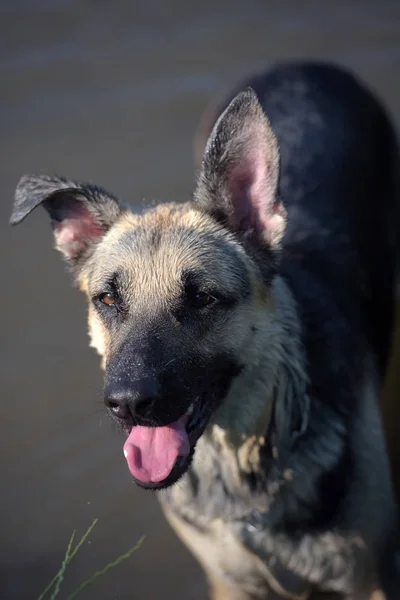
[123,418,190,483]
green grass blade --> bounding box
[37,530,76,600]
[66,536,145,600]
[37,519,98,600]
[68,519,98,562]
[49,529,77,600]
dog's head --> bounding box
[10,90,286,489]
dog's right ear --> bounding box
[11,174,125,272]
[194,88,285,249]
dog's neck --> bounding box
[203,274,307,477]
[164,276,308,520]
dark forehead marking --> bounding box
[85,264,126,295]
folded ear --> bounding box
[11,174,125,271]
[194,88,286,248]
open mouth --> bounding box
[122,400,210,490]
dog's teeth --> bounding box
[187,403,195,416]
[123,449,128,458]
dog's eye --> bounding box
[191,292,216,308]
[99,292,115,306]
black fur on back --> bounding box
[189,62,400,596]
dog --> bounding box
[10,61,400,599]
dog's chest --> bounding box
[162,504,270,597]
[163,427,269,522]
[160,431,274,593]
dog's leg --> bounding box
[308,590,386,600]
[308,592,386,600]
[234,518,379,598]
[205,570,261,600]
[206,567,313,600]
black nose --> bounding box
[104,379,160,422]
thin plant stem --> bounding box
[66,536,145,600]
[37,519,98,600]
[68,520,98,562]
[49,530,76,600]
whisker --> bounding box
[89,409,105,417]
[163,357,178,369]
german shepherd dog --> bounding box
[10,62,400,599]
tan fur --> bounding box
[164,507,310,600]
[82,202,270,362]
[87,305,108,368]
[92,208,250,307]
[79,272,109,368]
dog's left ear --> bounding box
[11,174,125,271]
[194,88,286,248]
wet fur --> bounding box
[10,62,400,599]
